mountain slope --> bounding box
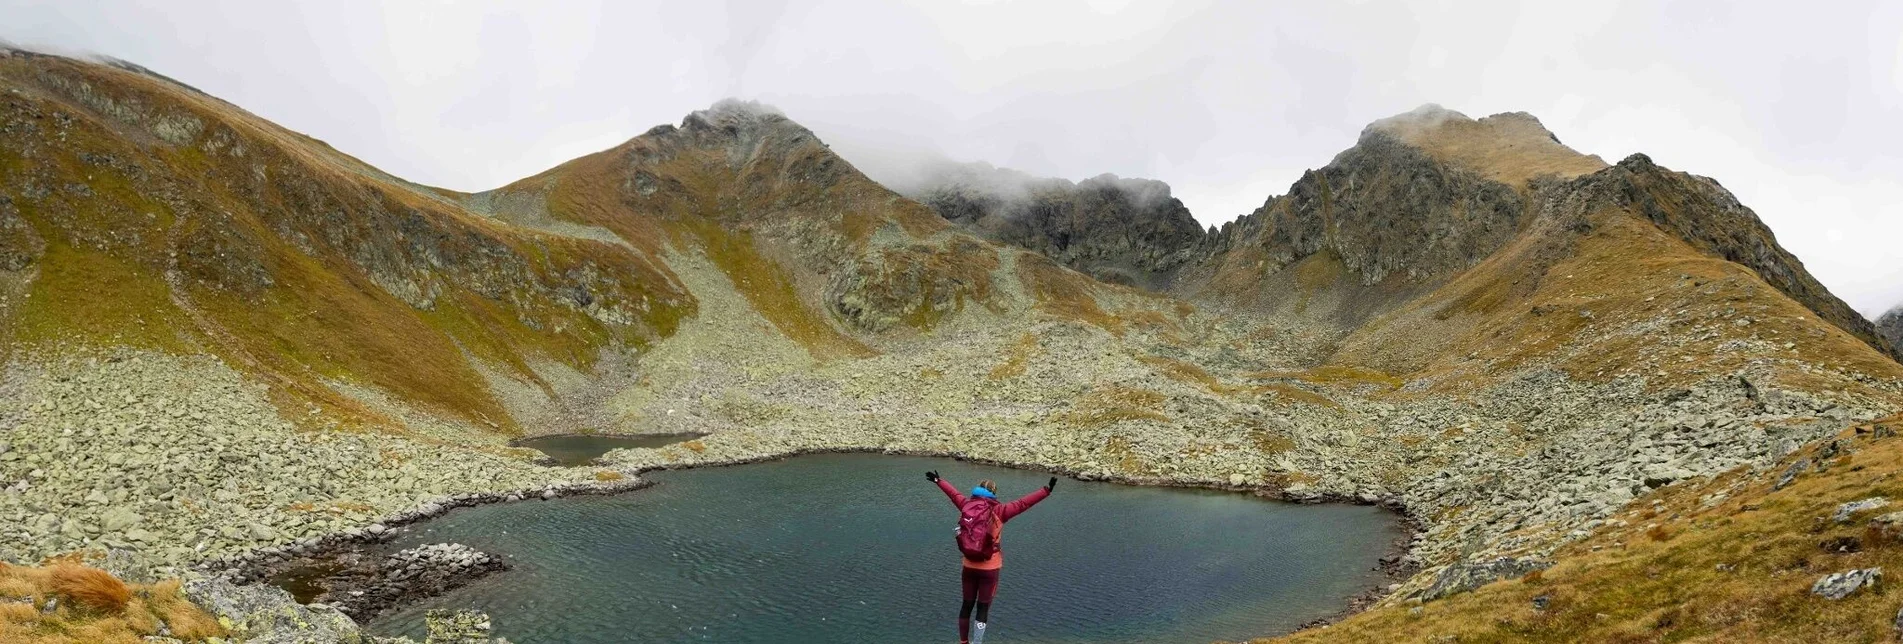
[0,49,693,433]
[1177,105,1900,368]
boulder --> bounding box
[99,506,143,532]
[1869,511,1903,543]
[1811,568,1881,600]
[182,575,365,643]
[1834,497,1888,523]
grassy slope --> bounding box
[1334,208,1903,398]
[1271,415,1903,644]
[0,55,693,433]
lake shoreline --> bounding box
[216,445,1423,639]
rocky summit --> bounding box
[1,49,1902,643]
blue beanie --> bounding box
[971,486,996,499]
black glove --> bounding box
[926,470,940,482]
[1047,477,1058,492]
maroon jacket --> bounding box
[936,479,1048,569]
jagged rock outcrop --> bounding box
[1879,305,1903,357]
[904,161,1205,290]
[1178,113,1549,330]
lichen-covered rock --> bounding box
[1811,567,1881,600]
[1421,557,1552,601]
[1834,497,1889,523]
[182,575,364,643]
[422,609,500,644]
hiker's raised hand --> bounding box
[926,470,940,482]
[1047,477,1058,492]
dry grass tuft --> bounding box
[594,470,625,482]
[681,439,707,454]
[0,562,222,644]
[46,566,129,614]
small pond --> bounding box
[367,454,1402,643]
[513,433,702,466]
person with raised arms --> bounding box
[926,470,1055,644]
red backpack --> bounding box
[956,497,1003,562]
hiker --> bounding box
[926,470,1054,644]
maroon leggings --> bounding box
[958,567,999,643]
[960,566,1000,602]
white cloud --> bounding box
[3,0,1899,314]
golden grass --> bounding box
[987,333,1040,380]
[45,566,129,613]
[674,218,874,361]
[594,470,625,481]
[1247,365,1404,390]
[1054,385,1171,429]
[1015,254,1124,336]
[1249,428,1296,454]
[1270,416,1903,643]
[9,242,190,352]
[1337,210,1903,396]
[1375,109,1608,187]
[1138,355,1236,394]
[0,564,222,644]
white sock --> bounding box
[972,621,987,644]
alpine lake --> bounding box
[363,454,1404,643]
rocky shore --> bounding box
[2,318,1898,641]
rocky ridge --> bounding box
[902,160,1206,290]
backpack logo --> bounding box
[956,498,1002,561]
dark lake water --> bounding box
[366,454,1402,643]
[514,433,701,466]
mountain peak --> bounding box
[1361,104,1607,186]
[682,98,789,130]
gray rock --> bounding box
[183,575,365,643]
[1834,497,1888,523]
[100,506,144,532]
[1811,567,1881,600]
[420,608,496,643]
[1422,557,1552,601]
[1773,458,1810,490]
[102,548,157,584]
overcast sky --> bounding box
[6,0,1901,316]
